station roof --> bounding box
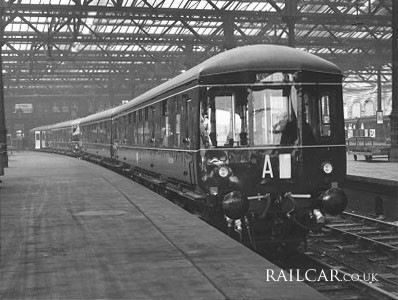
[1,0,392,101]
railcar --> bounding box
[32,45,348,249]
[30,118,82,155]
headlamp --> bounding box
[322,162,333,174]
[218,166,230,177]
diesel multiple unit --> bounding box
[31,45,348,249]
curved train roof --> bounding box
[199,44,341,76]
[29,125,49,132]
[115,44,341,116]
[79,107,115,125]
[30,117,82,132]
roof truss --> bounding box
[1,0,392,98]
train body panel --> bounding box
[199,145,346,196]
[115,147,197,185]
[81,142,112,159]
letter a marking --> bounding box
[262,154,274,178]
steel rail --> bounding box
[325,225,398,251]
[342,211,398,228]
[325,213,398,251]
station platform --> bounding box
[345,153,397,221]
[347,153,398,182]
[0,152,326,300]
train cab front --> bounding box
[198,71,347,248]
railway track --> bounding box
[304,211,398,299]
[325,212,398,251]
[280,251,398,300]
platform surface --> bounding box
[347,153,398,182]
[0,152,326,300]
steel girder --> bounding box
[1,0,393,97]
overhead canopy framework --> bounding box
[0,0,392,99]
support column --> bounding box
[130,75,137,99]
[0,2,8,168]
[287,20,295,48]
[222,16,235,50]
[184,42,195,69]
[108,78,116,107]
[376,67,384,142]
[282,0,298,48]
[390,0,398,161]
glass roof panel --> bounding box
[2,0,392,96]
[167,0,184,8]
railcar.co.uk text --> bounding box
[266,269,378,283]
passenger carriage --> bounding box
[79,107,115,160]
[110,45,348,247]
[30,118,82,155]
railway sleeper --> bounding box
[367,256,390,262]
[311,284,350,292]
[342,227,382,233]
[335,244,357,250]
[328,223,366,228]
[386,264,398,270]
[350,249,375,254]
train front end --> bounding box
[198,66,347,248]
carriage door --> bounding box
[41,131,47,148]
[111,120,117,159]
[35,131,41,149]
[182,94,197,184]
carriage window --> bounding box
[319,95,330,136]
[161,99,171,147]
[162,100,168,116]
[214,95,237,146]
[129,112,136,144]
[174,97,182,148]
[206,86,296,147]
[142,106,151,145]
[248,87,295,146]
[138,109,143,144]
[105,121,111,141]
[123,115,128,142]
[207,93,242,147]
[304,87,333,139]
